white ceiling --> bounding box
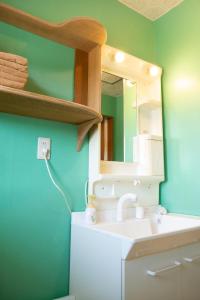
[118,0,183,21]
[101,72,123,97]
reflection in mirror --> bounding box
[101,71,137,163]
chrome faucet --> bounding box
[116,193,137,222]
[156,205,167,224]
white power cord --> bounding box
[43,149,72,215]
[84,179,88,208]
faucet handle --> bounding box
[133,179,141,186]
[157,205,167,215]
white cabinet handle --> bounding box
[184,255,200,263]
[147,260,181,277]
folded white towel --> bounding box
[0,52,28,66]
[0,78,25,89]
[0,58,28,72]
[0,65,28,79]
[0,71,27,84]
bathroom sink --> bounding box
[94,218,152,239]
[93,214,200,240]
[71,213,200,300]
[151,214,200,234]
[72,212,200,260]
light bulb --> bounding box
[126,80,134,87]
[114,51,125,63]
[149,65,159,77]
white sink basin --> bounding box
[151,214,200,234]
[94,214,200,240]
[72,212,200,259]
[95,218,152,239]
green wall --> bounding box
[3,0,199,299]
[2,0,156,63]
[0,116,88,300]
[155,0,200,216]
[102,94,117,117]
[0,0,156,299]
[102,94,124,161]
[102,82,137,163]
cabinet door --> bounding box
[180,243,200,300]
[122,249,181,300]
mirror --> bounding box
[88,44,164,180]
[101,71,137,163]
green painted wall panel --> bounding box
[0,22,75,100]
[0,114,88,300]
[0,0,156,299]
[2,0,156,63]
[155,0,200,215]
[102,94,117,117]
[102,94,124,161]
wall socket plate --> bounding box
[37,137,51,160]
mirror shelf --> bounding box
[95,173,164,183]
[138,99,161,109]
[89,45,164,190]
[99,160,164,180]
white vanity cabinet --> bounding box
[70,225,122,300]
[122,243,200,300]
[70,216,200,300]
[180,243,200,300]
[122,249,181,300]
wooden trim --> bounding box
[126,228,200,261]
[77,119,100,151]
[0,3,107,52]
[74,49,88,106]
[107,117,113,161]
[88,45,102,112]
[101,116,114,161]
[101,118,105,160]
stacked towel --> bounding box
[0,52,28,89]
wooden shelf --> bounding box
[0,3,107,52]
[0,85,102,150]
[0,3,106,150]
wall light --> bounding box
[175,78,195,90]
[149,65,160,77]
[126,80,134,87]
[114,51,125,63]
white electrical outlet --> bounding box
[37,137,51,160]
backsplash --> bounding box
[93,179,160,211]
